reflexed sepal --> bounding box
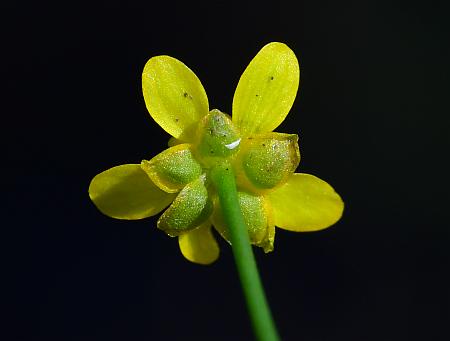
[141,144,202,193]
[195,109,241,165]
[236,133,300,192]
[158,175,213,236]
[212,191,275,252]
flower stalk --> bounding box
[210,163,280,341]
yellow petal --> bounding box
[178,222,219,265]
[141,144,202,193]
[268,173,344,232]
[89,164,175,220]
[142,56,209,141]
[232,42,300,136]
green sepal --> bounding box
[212,191,275,252]
[157,175,213,236]
[141,144,202,193]
[195,109,241,166]
[236,133,300,192]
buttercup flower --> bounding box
[89,42,344,265]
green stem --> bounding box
[210,163,280,341]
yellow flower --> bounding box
[89,42,344,265]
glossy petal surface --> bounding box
[232,42,300,136]
[212,191,274,252]
[142,56,209,141]
[157,175,213,236]
[268,173,344,231]
[141,144,202,193]
[178,223,219,265]
[89,164,175,220]
[236,133,300,192]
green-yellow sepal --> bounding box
[195,109,241,165]
[236,133,300,192]
[157,175,213,236]
[141,144,202,193]
[212,191,274,252]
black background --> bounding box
[3,1,449,340]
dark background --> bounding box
[3,1,449,340]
